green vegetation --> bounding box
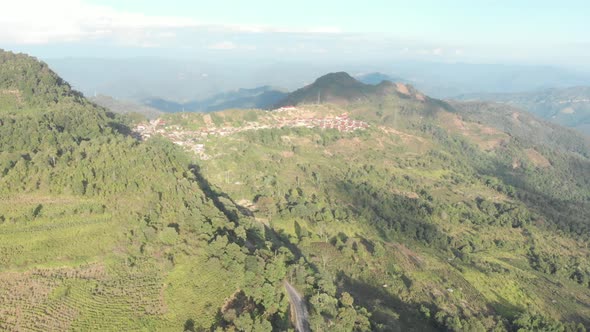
[179,82,590,330]
[0,50,364,331]
[1,50,589,331]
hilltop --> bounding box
[275,72,428,107]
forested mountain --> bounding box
[2,50,590,332]
[454,87,590,135]
[275,72,429,108]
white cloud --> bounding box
[0,0,341,46]
[0,0,200,45]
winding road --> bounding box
[284,281,310,332]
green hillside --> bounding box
[1,50,590,332]
[0,50,371,331]
[147,75,590,331]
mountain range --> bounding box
[1,49,590,331]
[45,57,590,102]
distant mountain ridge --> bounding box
[355,72,407,85]
[143,85,288,113]
[47,57,590,102]
[455,86,590,135]
[89,95,162,119]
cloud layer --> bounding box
[0,0,200,45]
[0,0,341,46]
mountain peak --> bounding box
[314,72,359,85]
[275,71,426,108]
[275,72,376,107]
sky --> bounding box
[1,0,589,67]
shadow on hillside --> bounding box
[271,228,319,273]
[107,120,134,137]
[565,313,590,329]
[188,163,314,270]
[189,163,251,223]
[479,159,590,237]
[337,273,438,332]
[332,179,450,251]
[488,290,525,320]
[102,110,136,137]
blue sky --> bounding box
[2,0,590,67]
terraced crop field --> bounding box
[0,195,170,331]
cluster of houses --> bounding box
[133,110,369,159]
[275,113,369,132]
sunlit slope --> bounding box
[153,75,590,331]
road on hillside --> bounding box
[284,281,310,332]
